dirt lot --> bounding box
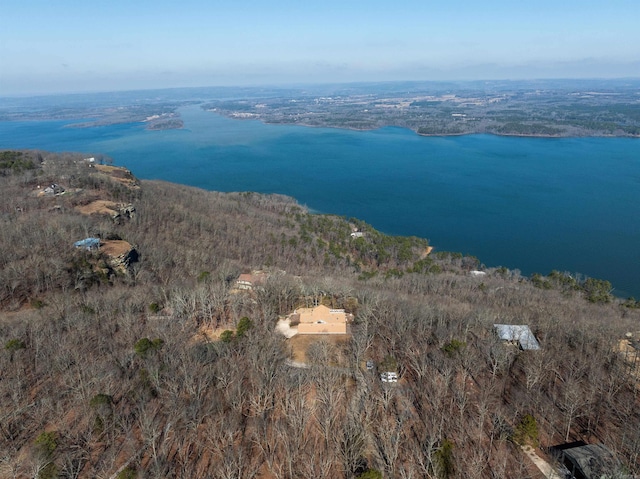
[287,334,351,364]
[100,240,133,257]
[191,325,231,343]
[76,199,119,216]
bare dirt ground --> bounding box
[287,334,351,363]
[193,325,230,343]
[76,199,119,216]
[420,246,434,258]
[94,164,140,189]
[100,240,133,257]
[276,318,298,338]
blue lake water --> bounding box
[1,105,640,297]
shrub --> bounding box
[116,466,137,479]
[5,338,26,352]
[148,302,161,314]
[130,368,159,401]
[90,393,113,408]
[433,439,455,478]
[357,469,383,479]
[582,277,613,303]
[384,268,404,279]
[511,414,539,447]
[220,330,235,343]
[622,297,640,309]
[358,270,378,281]
[34,431,57,458]
[531,273,552,290]
[134,338,164,358]
[30,298,46,309]
[442,339,466,356]
[236,316,253,338]
[197,271,211,283]
[93,415,105,435]
[0,150,36,173]
[5,339,26,362]
[38,462,58,479]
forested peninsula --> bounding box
[202,79,640,138]
[1,150,639,478]
[2,79,640,137]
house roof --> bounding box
[296,304,349,324]
[552,442,621,479]
[494,324,540,350]
[237,271,267,285]
[73,237,100,250]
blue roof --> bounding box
[73,237,100,250]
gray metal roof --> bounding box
[561,443,621,479]
[494,324,541,350]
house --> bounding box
[235,271,267,290]
[42,184,65,196]
[350,232,364,238]
[549,442,623,479]
[73,237,100,250]
[470,270,487,277]
[293,304,351,335]
[494,324,541,350]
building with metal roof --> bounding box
[550,442,626,479]
[494,324,541,350]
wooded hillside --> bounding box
[1,151,639,478]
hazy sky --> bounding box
[1,0,639,95]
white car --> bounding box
[380,371,398,383]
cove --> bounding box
[1,105,639,298]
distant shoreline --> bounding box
[208,110,640,140]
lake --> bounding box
[1,105,639,297]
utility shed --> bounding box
[494,324,540,350]
[550,442,623,479]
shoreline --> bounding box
[206,109,640,140]
[1,120,637,297]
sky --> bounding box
[1,0,639,95]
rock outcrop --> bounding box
[100,240,139,273]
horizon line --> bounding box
[2,76,640,100]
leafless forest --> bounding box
[1,150,639,478]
